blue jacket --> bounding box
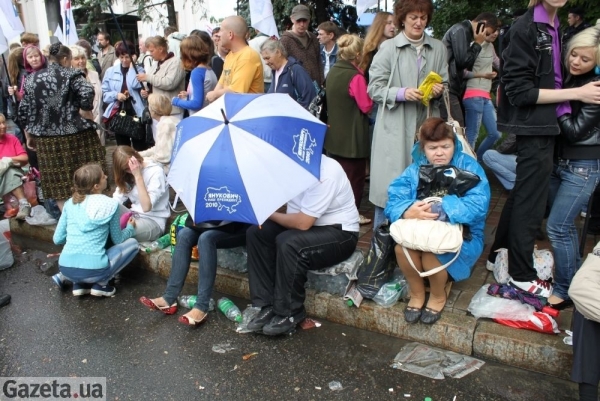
[268,57,316,109]
[320,43,338,72]
[102,64,145,119]
[384,140,491,282]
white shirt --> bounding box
[113,161,170,229]
[287,155,360,232]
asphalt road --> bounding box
[0,249,579,401]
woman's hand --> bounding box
[26,136,36,152]
[177,91,188,99]
[577,80,600,104]
[140,89,149,99]
[136,73,147,82]
[431,83,444,98]
[117,92,129,102]
[7,86,16,96]
[402,200,439,220]
[127,216,136,228]
[405,88,424,102]
[128,156,143,179]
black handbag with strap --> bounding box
[108,98,145,140]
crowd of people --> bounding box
[0,0,599,398]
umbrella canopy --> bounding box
[168,93,327,225]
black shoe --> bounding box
[420,307,443,325]
[403,305,422,324]
[0,294,11,308]
[246,306,275,332]
[547,299,574,311]
[262,308,306,336]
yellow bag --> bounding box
[417,71,443,106]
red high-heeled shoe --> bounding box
[178,312,208,327]
[139,296,178,315]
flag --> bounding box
[60,0,78,45]
[54,24,63,41]
[249,0,279,39]
[0,29,8,55]
[356,0,378,16]
[0,0,25,42]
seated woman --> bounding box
[260,39,316,109]
[139,94,177,174]
[112,146,169,242]
[0,113,30,220]
[139,219,250,326]
[52,163,139,297]
[385,117,490,324]
[546,27,600,311]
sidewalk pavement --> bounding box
[10,141,595,380]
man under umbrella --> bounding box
[246,155,360,335]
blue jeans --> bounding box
[373,205,387,230]
[162,225,248,312]
[482,150,517,190]
[463,97,501,160]
[60,238,139,285]
[547,159,600,300]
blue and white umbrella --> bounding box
[168,93,327,225]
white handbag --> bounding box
[568,244,600,323]
[389,197,463,277]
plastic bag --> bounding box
[356,224,396,298]
[492,247,553,284]
[417,71,443,106]
[0,219,14,270]
[372,276,407,308]
[23,181,38,206]
[236,305,261,333]
[468,284,535,320]
[25,205,57,226]
[494,312,560,334]
[2,194,19,218]
[417,164,481,200]
[391,342,485,380]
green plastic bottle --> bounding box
[145,233,171,253]
[346,299,354,307]
[217,297,242,323]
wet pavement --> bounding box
[0,250,579,401]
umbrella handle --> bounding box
[220,109,229,125]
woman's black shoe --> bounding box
[547,299,574,311]
[403,306,422,324]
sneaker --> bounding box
[52,274,67,292]
[91,284,116,297]
[246,306,275,332]
[72,283,92,296]
[508,278,552,298]
[262,308,306,336]
[15,202,31,220]
[486,260,494,272]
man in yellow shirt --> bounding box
[206,16,264,102]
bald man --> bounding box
[206,16,264,103]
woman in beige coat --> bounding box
[137,36,185,140]
[367,0,448,229]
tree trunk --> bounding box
[165,0,177,28]
[314,0,329,24]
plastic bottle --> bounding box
[217,297,242,323]
[346,300,354,307]
[145,233,171,253]
[178,296,215,311]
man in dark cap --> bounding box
[562,7,590,50]
[280,4,324,85]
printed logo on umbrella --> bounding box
[204,186,242,214]
[293,129,316,164]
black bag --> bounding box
[108,98,145,140]
[308,85,327,123]
[416,165,481,200]
[6,96,17,121]
[356,224,396,298]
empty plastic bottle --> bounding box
[217,297,242,323]
[145,233,172,253]
[178,296,215,311]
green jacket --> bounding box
[325,60,370,159]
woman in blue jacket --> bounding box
[385,117,490,324]
[260,39,316,109]
[102,41,146,150]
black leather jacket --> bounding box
[497,7,560,136]
[442,20,482,97]
[557,72,600,160]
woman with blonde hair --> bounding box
[358,11,395,78]
[70,45,104,145]
[139,94,177,173]
[112,146,169,242]
[325,34,372,225]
